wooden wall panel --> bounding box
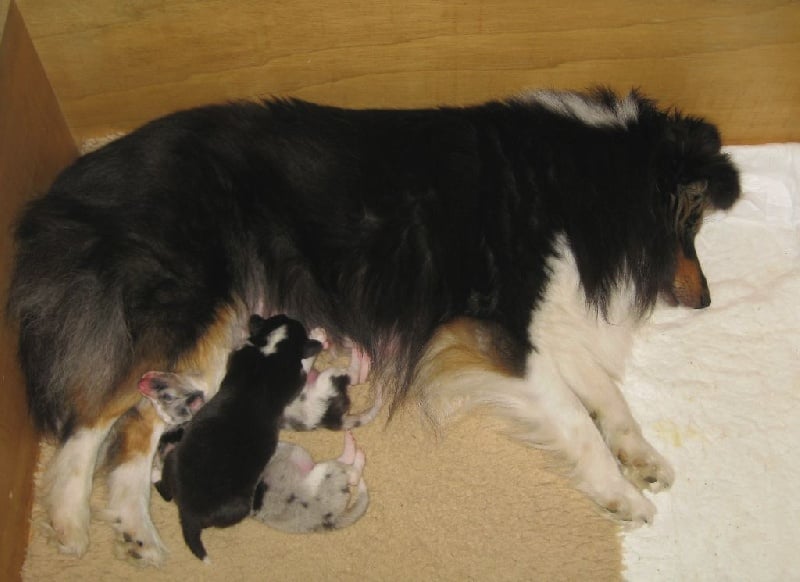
[0,2,78,579]
[16,0,800,145]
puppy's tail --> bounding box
[180,515,209,563]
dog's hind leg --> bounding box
[416,318,656,527]
[44,415,122,556]
[101,398,168,565]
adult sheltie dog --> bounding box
[8,88,740,564]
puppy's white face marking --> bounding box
[260,324,288,356]
[524,90,639,127]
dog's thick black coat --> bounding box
[156,314,321,561]
[8,89,739,441]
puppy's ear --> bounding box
[186,392,206,413]
[303,339,323,359]
[138,371,169,398]
[332,374,351,393]
[248,314,266,339]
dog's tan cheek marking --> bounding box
[672,247,706,308]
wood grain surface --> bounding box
[0,3,77,579]
[16,0,800,144]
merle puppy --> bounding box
[157,314,322,562]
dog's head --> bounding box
[656,114,741,308]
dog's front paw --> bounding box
[598,481,656,527]
[614,438,675,492]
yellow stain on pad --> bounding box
[652,420,705,447]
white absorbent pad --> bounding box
[622,144,800,581]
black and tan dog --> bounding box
[8,88,740,564]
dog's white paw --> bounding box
[99,507,168,566]
[45,506,91,556]
[596,480,656,527]
[613,435,675,492]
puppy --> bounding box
[137,371,204,485]
[8,88,741,563]
[284,328,383,430]
[252,432,369,533]
[139,366,369,534]
[156,314,321,562]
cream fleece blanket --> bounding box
[622,144,800,581]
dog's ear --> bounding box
[672,117,741,211]
[303,339,323,359]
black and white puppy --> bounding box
[155,314,321,562]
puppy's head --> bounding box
[247,314,323,360]
[657,114,741,308]
[138,371,206,424]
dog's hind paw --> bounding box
[114,532,167,566]
[99,508,168,567]
[111,525,168,566]
[43,513,90,557]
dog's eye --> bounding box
[161,393,174,403]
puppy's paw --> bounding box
[613,437,675,492]
[308,327,330,350]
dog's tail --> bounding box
[180,514,209,563]
[7,196,138,438]
[412,318,559,448]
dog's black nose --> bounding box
[696,290,711,309]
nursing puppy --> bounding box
[252,432,369,533]
[285,327,379,431]
[8,88,741,564]
[156,314,321,562]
